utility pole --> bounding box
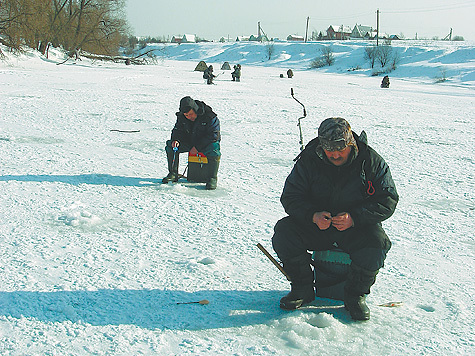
[305,17,309,42]
[376,9,380,46]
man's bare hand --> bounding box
[331,212,354,231]
[313,211,332,230]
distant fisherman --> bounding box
[203,65,216,85]
[381,75,390,88]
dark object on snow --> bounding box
[231,64,241,82]
[381,75,390,88]
[287,69,294,78]
[188,154,220,190]
[110,129,140,133]
[280,74,284,78]
[221,61,231,70]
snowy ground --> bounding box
[0,42,474,355]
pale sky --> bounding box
[126,0,475,41]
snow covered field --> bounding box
[0,41,474,355]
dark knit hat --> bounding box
[179,96,198,114]
[318,117,357,152]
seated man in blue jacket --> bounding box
[272,117,398,320]
[162,96,221,190]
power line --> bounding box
[385,2,475,14]
[265,1,474,24]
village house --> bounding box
[171,35,182,43]
[326,25,352,40]
[170,34,196,43]
[286,34,305,41]
[351,24,376,39]
[181,34,196,43]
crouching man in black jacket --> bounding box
[272,117,398,320]
[162,96,221,190]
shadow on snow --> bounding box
[0,289,350,330]
[0,174,160,187]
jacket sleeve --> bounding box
[195,115,220,151]
[170,113,187,142]
[349,153,399,226]
[280,158,321,225]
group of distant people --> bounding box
[202,64,242,84]
[203,65,390,89]
[203,64,301,83]
[203,64,295,83]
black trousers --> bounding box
[272,216,391,272]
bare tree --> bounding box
[321,46,334,66]
[265,41,275,60]
[0,0,128,56]
[364,45,378,69]
[377,40,393,68]
[310,46,335,68]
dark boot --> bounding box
[205,156,220,190]
[344,264,379,321]
[162,149,179,183]
[279,253,315,310]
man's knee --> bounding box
[272,217,294,253]
[201,142,221,157]
[343,224,391,270]
[350,247,389,271]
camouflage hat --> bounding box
[318,117,357,152]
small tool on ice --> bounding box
[177,299,209,305]
[110,129,140,133]
[378,301,403,307]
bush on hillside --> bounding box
[364,45,378,68]
[435,67,448,83]
[266,41,275,60]
[310,46,334,69]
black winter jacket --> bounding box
[281,131,398,228]
[171,100,220,152]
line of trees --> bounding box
[0,0,129,56]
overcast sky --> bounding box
[125,0,475,41]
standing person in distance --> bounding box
[231,64,241,82]
[162,96,221,190]
[272,117,398,320]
